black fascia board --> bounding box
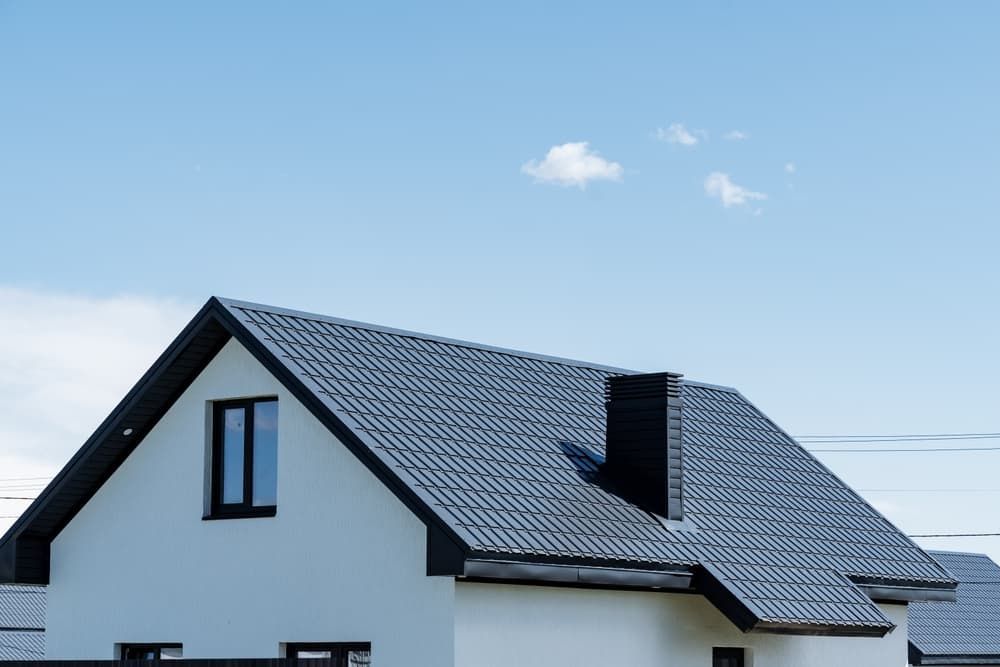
[911,647,1000,666]
[751,620,891,638]
[692,563,761,633]
[848,573,957,603]
[0,298,231,584]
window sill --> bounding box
[203,505,277,520]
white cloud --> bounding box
[0,287,194,533]
[785,162,797,174]
[656,123,699,146]
[724,130,748,141]
[521,142,624,189]
[704,172,768,208]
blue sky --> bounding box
[2,2,1000,561]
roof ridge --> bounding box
[216,296,739,393]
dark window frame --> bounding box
[712,647,745,667]
[120,643,183,660]
[287,642,371,667]
[207,397,278,520]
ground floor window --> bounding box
[713,647,744,667]
[119,644,182,660]
[287,642,371,666]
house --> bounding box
[909,550,1000,666]
[0,297,958,666]
[0,584,44,660]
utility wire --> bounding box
[859,488,1000,493]
[808,446,1000,453]
[796,432,1000,443]
[911,532,1000,538]
[0,497,35,501]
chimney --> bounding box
[604,372,684,521]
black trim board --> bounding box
[910,644,1000,666]
[0,297,473,584]
[0,299,232,583]
[462,558,695,590]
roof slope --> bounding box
[220,299,952,633]
[910,551,1000,665]
[0,584,44,660]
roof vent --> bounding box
[604,372,684,521]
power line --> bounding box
[796,432,1000,443]
[911,532,1000,538]
[809,446,1000,453]
[0,496,36,501]
[859,488,1000,493]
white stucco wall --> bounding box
[454,582,909,667]
[46,339,455,663]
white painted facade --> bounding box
[46,338,912,667]
[47,340,456,663]
[455,583,910,667]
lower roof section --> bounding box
[909,550,1000,665]
[458,555,940,637]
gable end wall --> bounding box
[46,339,455,662]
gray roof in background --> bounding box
[910,551,1000,664]
[0,585,44,660]
[222,298,953,634]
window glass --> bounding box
[123,647,157,660]
[222,407,245,504]
[287,643,371,665]
[160,647,183,660]
[294,650,332,659]
[252,400,278,506]
[347,650,371,666]
[121,645,182,661]
[712,647,744,667]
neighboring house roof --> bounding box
[909,551,1000,665]
[0,584,44,660]
[0,298,956,638]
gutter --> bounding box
[461,558,695,591]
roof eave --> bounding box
[910,646,1000,666]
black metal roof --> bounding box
[0,297,956,637]
[0,585,44,660]
[909,551,1000,665]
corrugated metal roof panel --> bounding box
[221,299,953,632]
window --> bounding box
[209,397,278,518]
[287,643,371,667]
[120,644,182,660]
[713,647,745,667]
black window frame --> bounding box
[207,397,278,520]
[287,642,371,667]
[712,647,745,667]
[120,644,183,660]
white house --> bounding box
[0,298,957,667]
